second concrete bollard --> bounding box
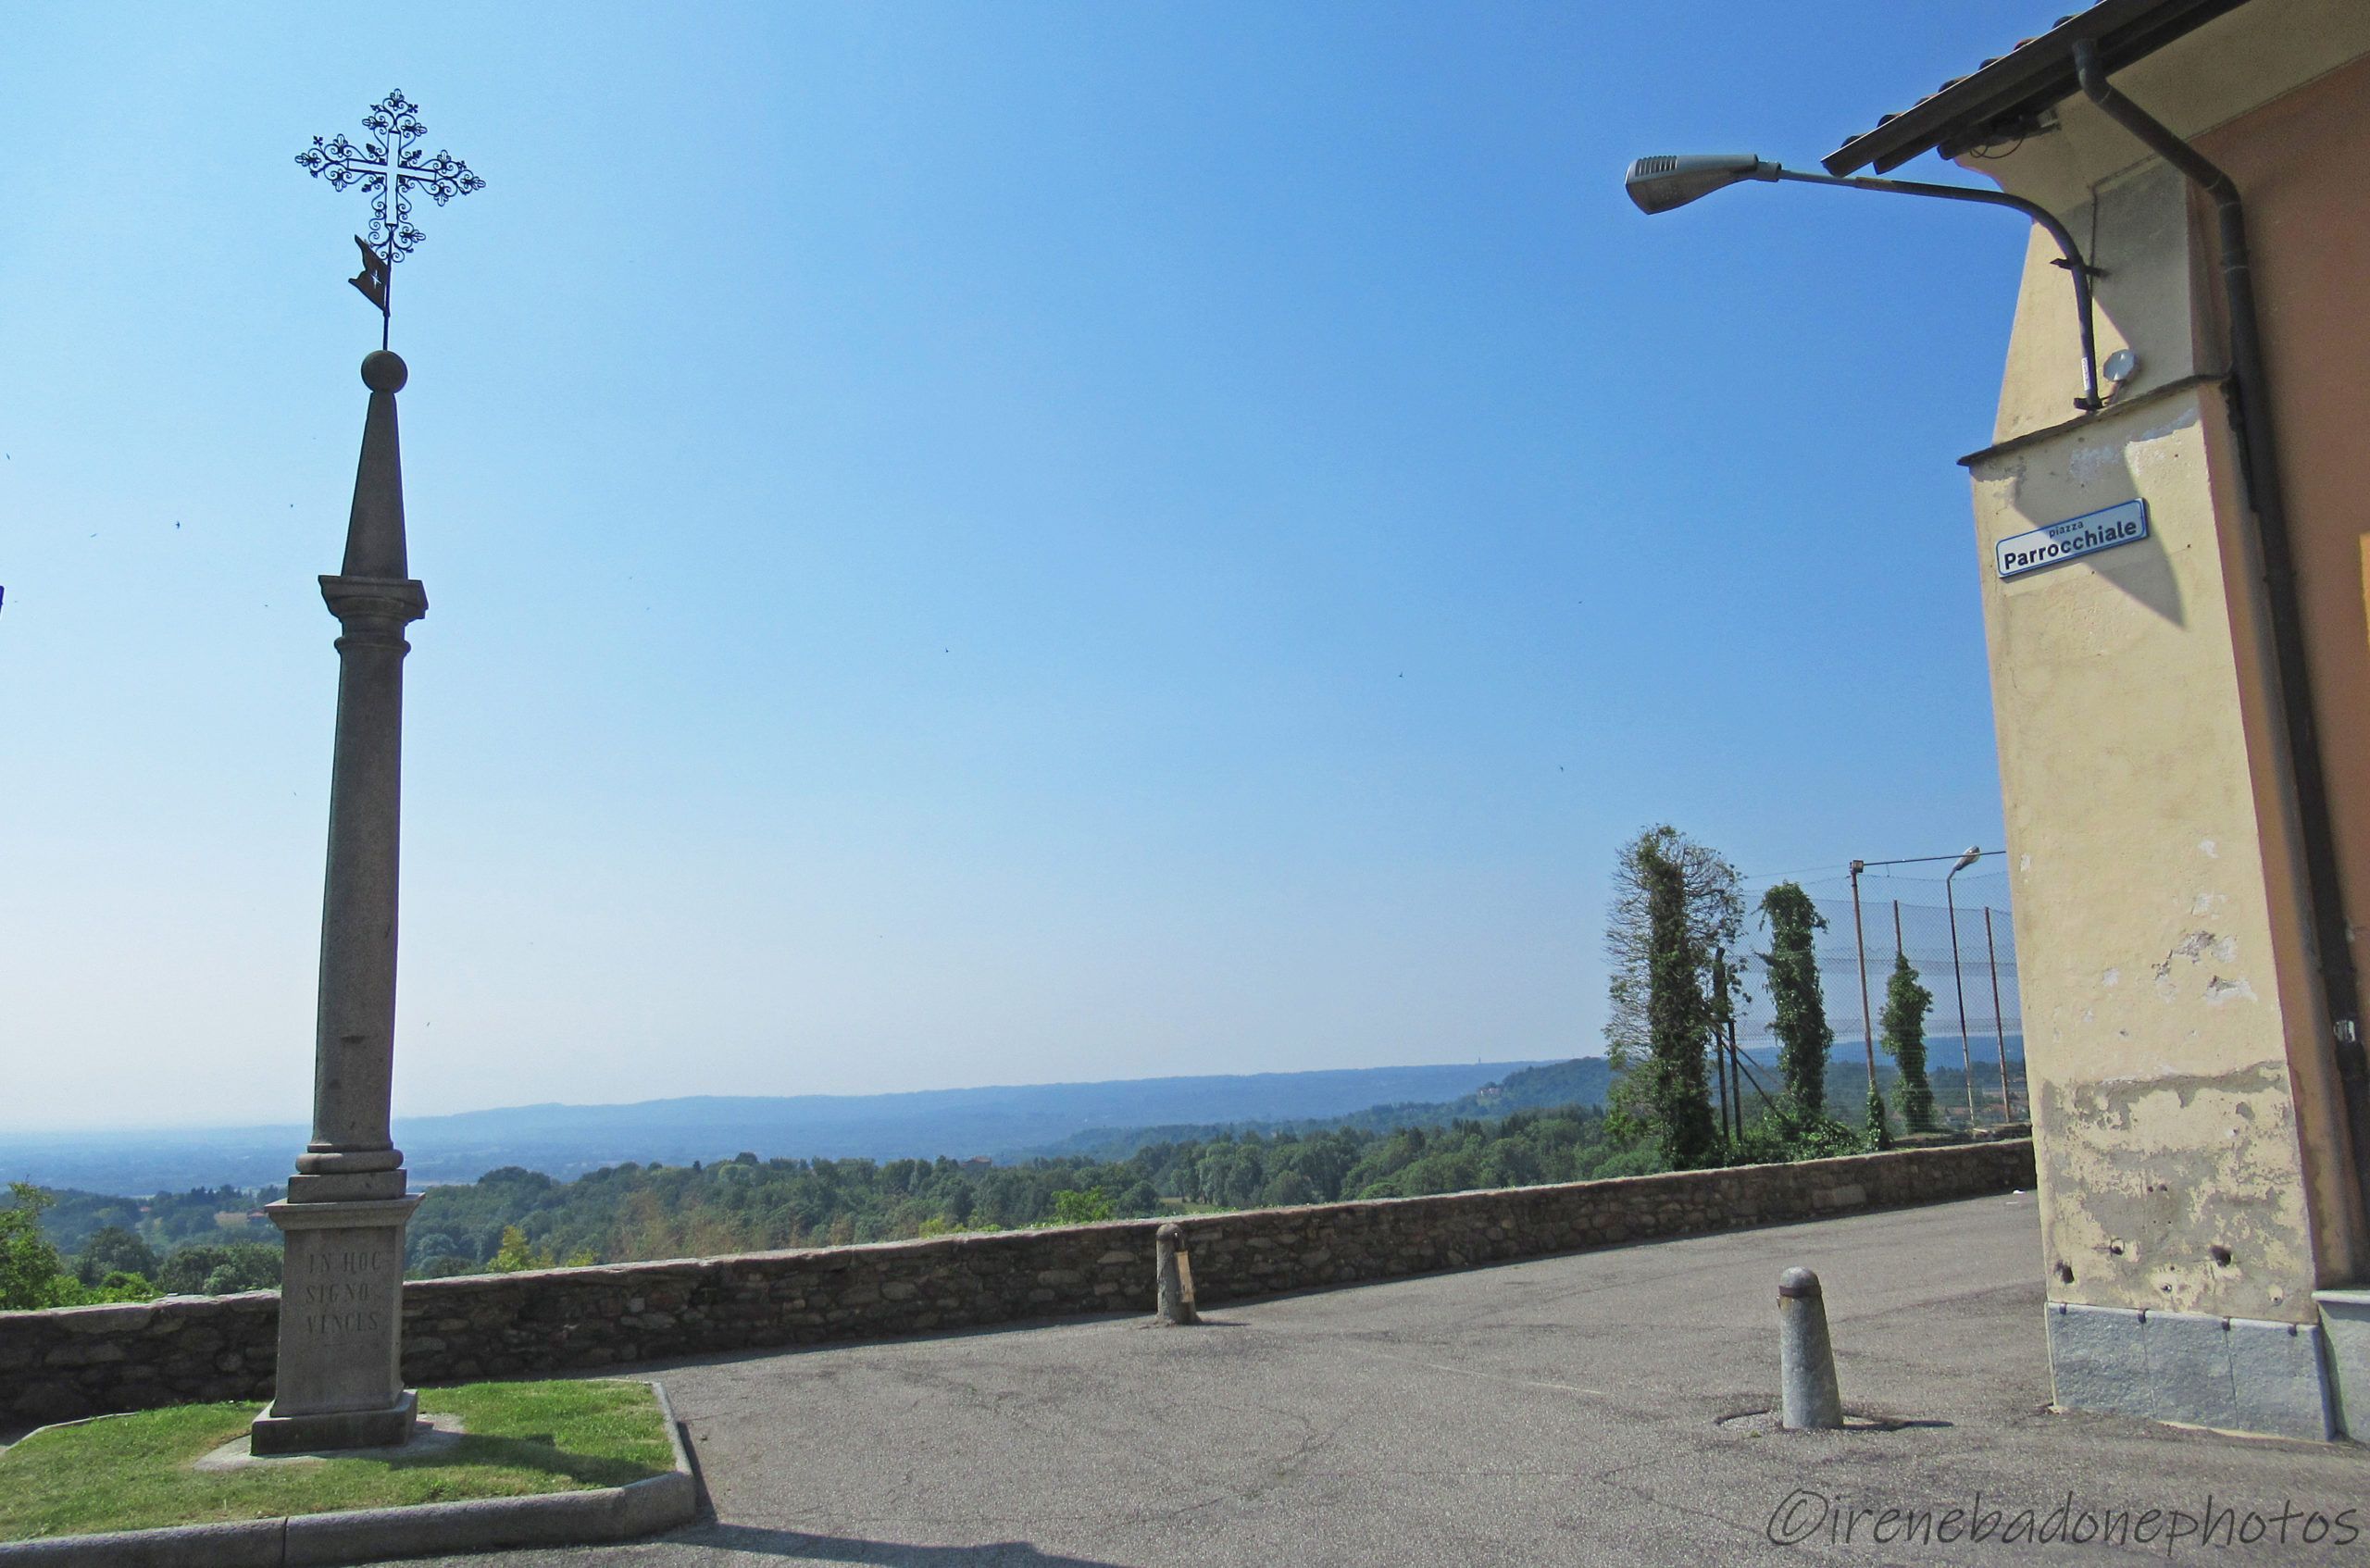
[1156,1222,1198,1325]
[1778,1266,1843,1430]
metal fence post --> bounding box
[1945,862,1979,1128]
[1850,861,1877,1107]
[1985,905,2014,1122]
[1713,948,1734,1144]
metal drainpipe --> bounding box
[2075,40,2370,1240]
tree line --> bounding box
[5,1106,1662,1300]
[393,1105,1665,1277]
[2,1182,286,1310]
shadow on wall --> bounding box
[2088,522,2186,627]
[1990,404,2199,628]
[1993,477,2188,627]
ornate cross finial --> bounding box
[297,91,485,343]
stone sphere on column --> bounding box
[360,351,409,394]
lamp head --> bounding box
[1952,845,1983,873]
[1624,154,1779,214]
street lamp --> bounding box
[1622,154,2104,412]
[1944,845,1982,1129]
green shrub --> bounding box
[3,1186,160,1307]
[73,1226,160,1288]
[156,1243,282,1297]
[1732,1102,1870,1164]
[488,1225,593,1272]
[1049,1188,1115,1225]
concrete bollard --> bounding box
[1778,1266,1844,1430]
[1155,1223,1198,1325]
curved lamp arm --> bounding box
[1625,154,2103,413]
[1768,166,2103,413]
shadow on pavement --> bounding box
[683,1524,1121,1565]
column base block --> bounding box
[2315,1288,2370,1440]
[2047,1300,2338,1440]
[251,1388,419,1455]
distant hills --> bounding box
[1015,1057,1617,1159]
[0,1061,1550,1196]
[5,1038,2026,1200]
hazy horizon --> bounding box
[0,1055,1576,1138]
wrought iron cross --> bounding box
[297,91,485,345]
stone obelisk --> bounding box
[253,348,429,1454]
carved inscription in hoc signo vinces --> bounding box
[298,1248,389,1337]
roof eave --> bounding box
[1823,0,2252,177]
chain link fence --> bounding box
[1729,865,2026,1128]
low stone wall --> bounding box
[1,1139,2032,1428]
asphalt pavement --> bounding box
[375,1192,2368,1567]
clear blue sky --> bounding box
[1,3,2051,1130]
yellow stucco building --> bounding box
[1822,0,2370,1438]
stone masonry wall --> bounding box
[0,1139,2033,1428]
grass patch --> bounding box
[0,1379,674,1544]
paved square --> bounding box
[379,1194,2366,1565]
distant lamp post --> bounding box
[1850,848,2007,1131]
[1621,153,2105,413]
[1944,845,1983,1129]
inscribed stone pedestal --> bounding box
[253,1198,420,1452]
